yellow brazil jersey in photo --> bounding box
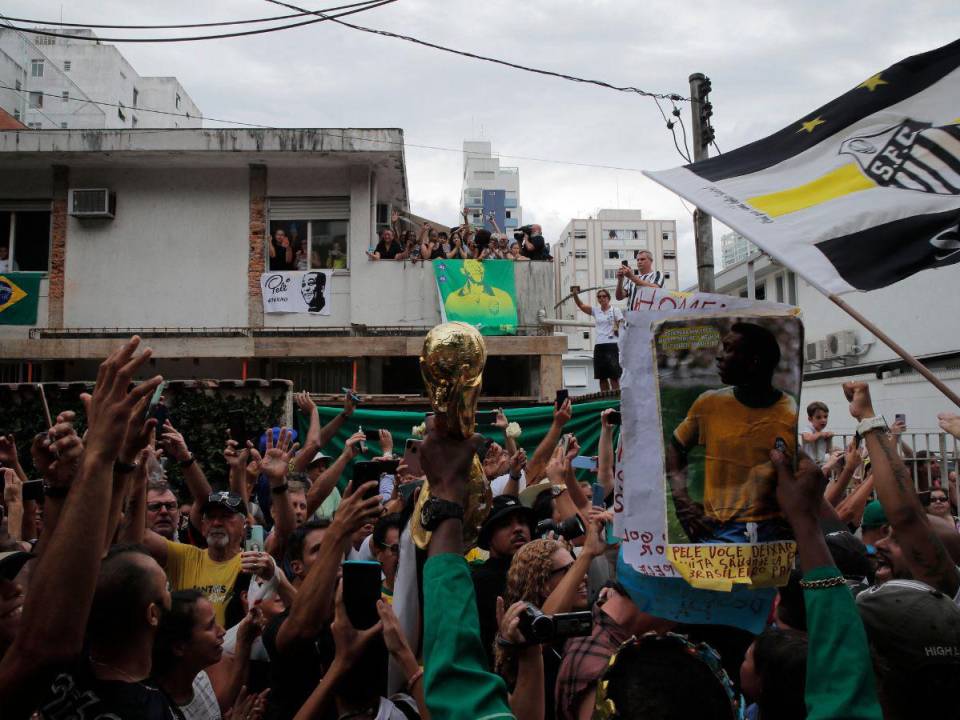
[165,540,242,626]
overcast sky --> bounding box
[8,1,958,287]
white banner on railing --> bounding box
[260,270,333,315]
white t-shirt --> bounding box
[592,306,624,344]
[179,671,221,720]
[491,469,527,497]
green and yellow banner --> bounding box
[0,273,41,325]
[433,259,518,335]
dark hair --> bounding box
[775,569,807,631]
[152,590,205,675]
[806,401,829,417]
[372,513,403,548]
[284,519,331,566]
[88,544,161,645]
[730,322,781,376]
[602,637,735,719]
[224,572,253,629]
[531,489,555,524]
[752,629,807,720]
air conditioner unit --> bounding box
[69,188,116,218]
[805,340,827,362]
[824,330,857,358]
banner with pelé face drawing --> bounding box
[433,259,518,336]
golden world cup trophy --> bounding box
[410,321,492,549]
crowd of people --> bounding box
[367,209,550,263]
[2,335,960,718]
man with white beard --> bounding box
[143,491,245,626]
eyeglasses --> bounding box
[378,542,400,554]
[147,501,178,512]
[930,496,949,503]
[550,561,575,577]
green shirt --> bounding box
[803,566,882,720]
[423,553,515,720]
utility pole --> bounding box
[689,73,715,292]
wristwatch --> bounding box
[856,416,888,438]
[420,497,464,531]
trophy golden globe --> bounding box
[410,321,492,549]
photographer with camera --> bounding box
[516,224,548,261]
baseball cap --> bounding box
[825,531,874,584]
[201,491,247,517]
[0,550,33,581]
[308,451,333,467]
[478,495,535,550]
[861,500,888,530]
[857,579,960,669]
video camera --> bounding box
[514,225,535,243]
[518,603,592,644]
[536,514,586,541]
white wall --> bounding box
[64,167,249,327]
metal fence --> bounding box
[822,431,958,493]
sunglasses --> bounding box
[208,492,242,508]
[551,561,575,577]
[930,496,948,503]
[378,542,400,554]
[147,501,178,512]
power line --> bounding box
[0,1,377,30]
[0,0,395,43]
[264,0,689,102]
[0,84,652,172]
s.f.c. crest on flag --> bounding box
[645,38,960,294]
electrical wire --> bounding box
[0,0,395,43]
[671,100,693,162]
[264,0,688,102]
[0,84,652,172]
[711,139,722,155]
[0,1,378,30]
[652,96,690,164]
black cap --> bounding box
[201,491,247,517]
[478,495,535,551]
[825,531,874,584]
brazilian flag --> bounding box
[0,273,41,325]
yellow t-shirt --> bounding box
[673,387,797,523]
[165,541,242,626]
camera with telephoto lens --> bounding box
[514,224,535,242]
[536,514,586,541]
[517,603,593,644]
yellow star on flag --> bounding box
[858,73,888,92]
[798,117,826,134]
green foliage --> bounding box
[0,386,88,476]
[164,390,286,493]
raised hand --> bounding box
[330,581,383,667]
[332,480,383,536]
[2,468,22,506]
[159,420,191,462]
[260,427,298,483]
[343,431,366,459]
[495,597,528,647]
[43,412,84,488]
[240,550,275,581]
[81,336,162,463]
[938,412,960,440]
[377,429,393,457]
[417,415,486,506]
[294,390,316,415]
[343,391,357,418]
[772,449,827,525]
[554,398,573,428]
[494,408,508,430]
[0,434,19,468]
[842,381,875,421]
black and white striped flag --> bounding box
[646,39,960,294]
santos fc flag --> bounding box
[646,39,960,294]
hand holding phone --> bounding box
[555,389,569,409]
[572,456,599,471]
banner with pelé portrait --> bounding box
[433,259,518,335]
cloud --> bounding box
[9,0,959,288]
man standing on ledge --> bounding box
[616,249,664,310]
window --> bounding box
[574,250,588,259]
[60,122,67,129]
[12,109,19,120]
[28,92,43,108]
[664,271,671,279]
[603,268,618,281]
[573,231,587,239]
[663,250,676,259]
[473,171,495,179]
[608,250,620,260]
[267,218,350,271]
[755,284,766,300]
[61,91,69,102]
[117,104,126,121]
[132,88,139,107]
[27,122,41,129]
[63,60,71,71]
[662,231,673,242]
[31,59,43,77]
[175,93,181,109]
[14,79,21,91]
[788,271,797,305]
[505,210,512,219]
[0,208,52,272]
[775,274,784,303]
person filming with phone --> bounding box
[572,287,623,392]
[615,249,664,310]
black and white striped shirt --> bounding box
[628,270,665,310]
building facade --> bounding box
[461,140,521,232]
[709,254,960,433]
[0,28,200,130]
[718,231,758,270]
[552,209,679,393]
[0,128,564,403]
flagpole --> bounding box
[828,294,960,409]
